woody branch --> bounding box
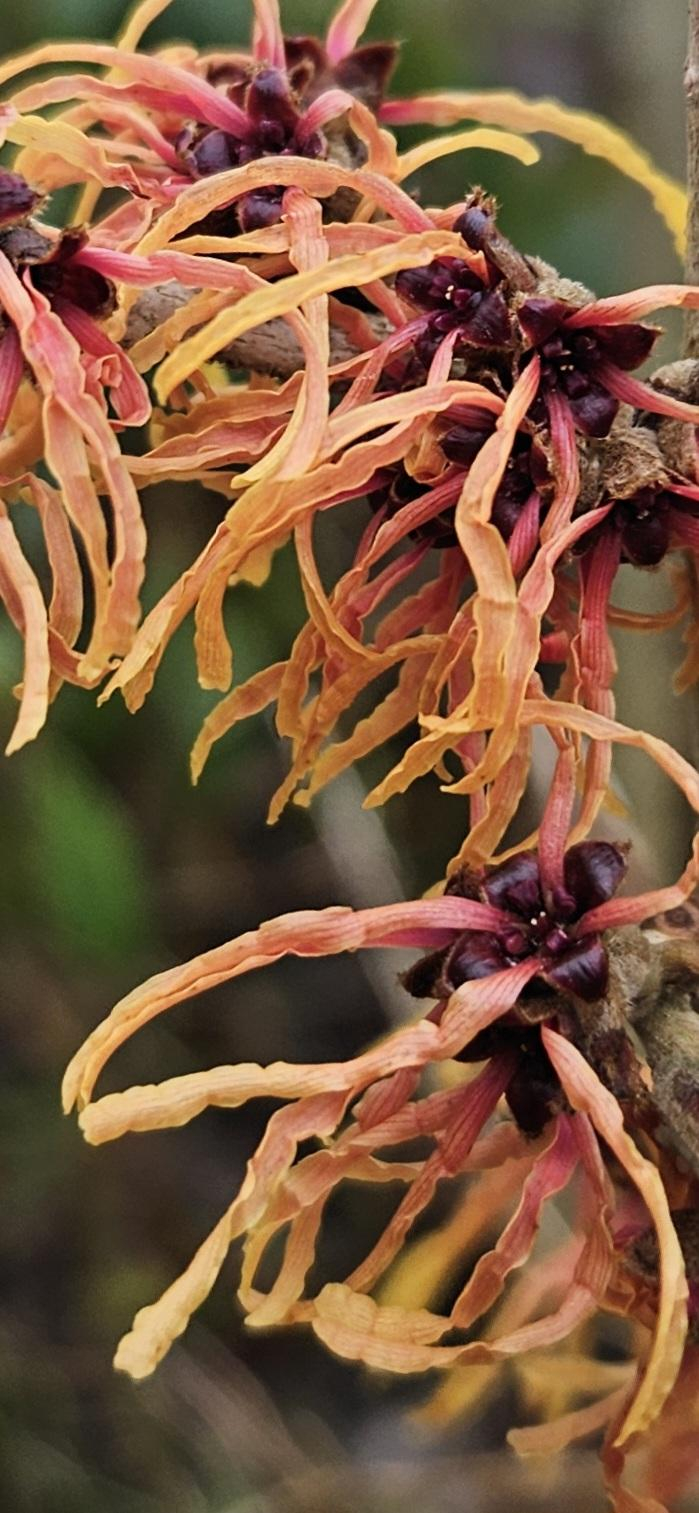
[685,0,699,354]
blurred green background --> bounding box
[1,3,696,1510]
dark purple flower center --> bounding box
[403,842,627,1006]
[576,482,699,568]
[367,413,549,551]
[441,414,546,540]
[613,485,699,566]
[395,254,511,367]
[0,220,115,320]
[519,297,658,438]
[176,67,328,232]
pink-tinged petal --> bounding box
[668,480,699,503]
[451,1114,578,1329]
[576,867,699,935]
[537,746,577,900]
[87,196,155,250]
[113,1089,350,1379]
[0,254,145,668]
[0,43,251,137]
[598,361,699,423]
[508,1384,629,1457]
[345,96,399,177]
[542,1027,688,1445]
[40,403,112,671]
[434,511,606,803]
[325,0,380,63]
[137,157,439,258]
[56,302,150,425]
[454,362,541,724]
[451,728,531,871]
[507,489,541,575]
[576,530,621,695]
[11,75,182,169]
[61,899,523,1112]
[344,1055,516,1294]
[0,323,23,433]
[567,530,621,838]
[257,187,330,481]
[672,512,699,551]
[72,245,278,298]
[251,0,285,68]
[564,285,699,327]
[543,388,579,537]
[0,501,50,751]
[30,306,145,663]
[298,87,356,141]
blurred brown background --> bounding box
[1,2,696,1510]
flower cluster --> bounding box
[0,0,696,1506]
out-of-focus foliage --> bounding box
[1,2,694,1510]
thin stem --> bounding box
[684,0,699,352]
[684,1,699,770]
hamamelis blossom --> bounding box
[0,177,152,737]
[0,0,690,1505]
[0,0,693,821]
[518,294,659,438]
[394,221,512,365]
[582,476,699,568]
[404,841,628,1004]
[87,175,699,822]
[62,750,699,1512]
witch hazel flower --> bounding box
[404,840,629,1006]
[0,183,152,742]
[0,0,401,220]
[176,2,400,233]
[176,65,331,233]
[61,750,699,1506]
[517,293,659,439]
[394,223,513,368]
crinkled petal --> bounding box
[153,230,459,400]
[542,1028,688,1445]
[380,92,686,251]
[0,499,50,751]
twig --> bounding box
[685,0,699,354]
[683,1,699,771]
[124,282,390,377]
